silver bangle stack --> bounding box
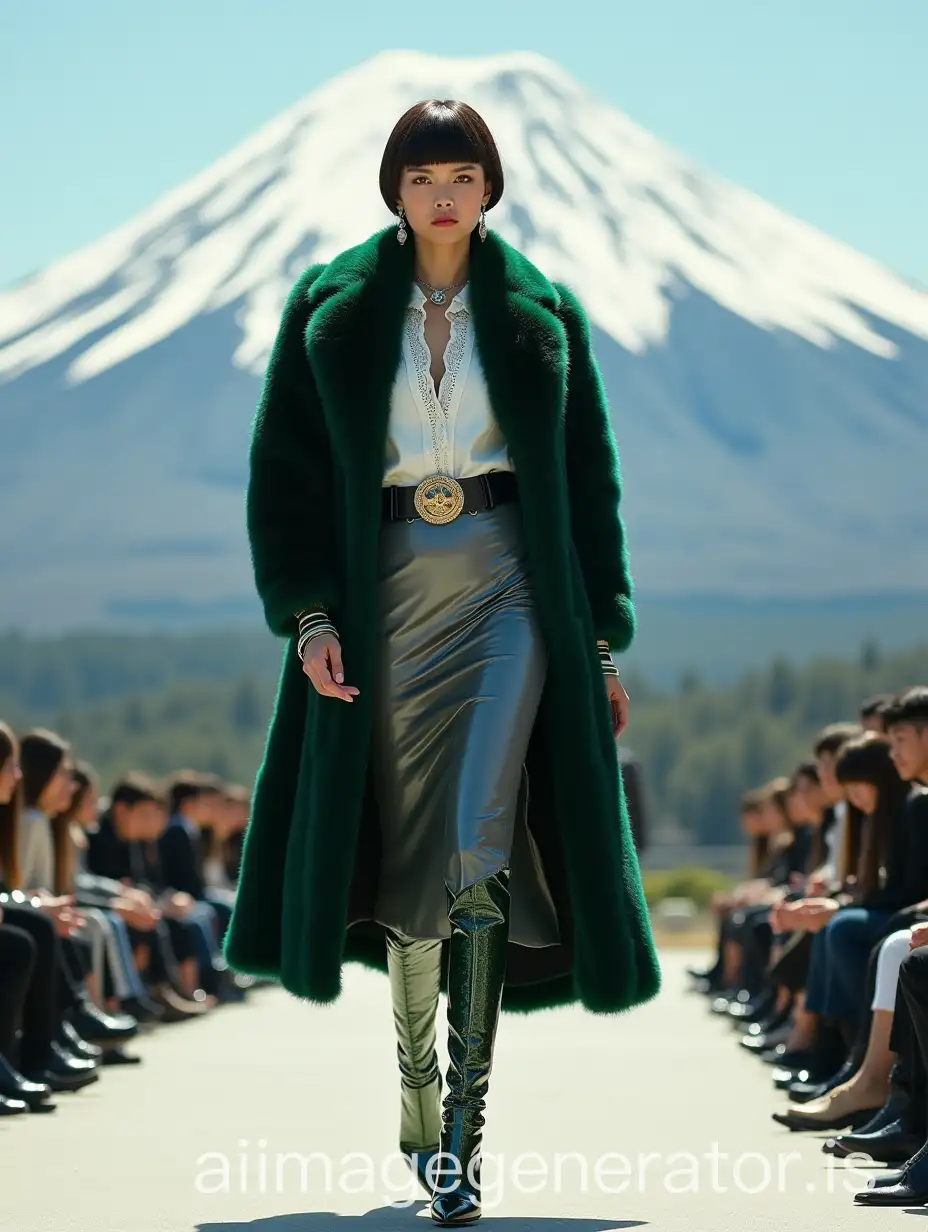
[597,639,620,679]
[297,608,338,662]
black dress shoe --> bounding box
[0,1093,27,1115]
[24,1042,99,1092]
[691,975,723,995]
[58,1017,103,1060]
[855,1143,928,1204]
[725,989,756,1017]
[0,1053,53,1109]
[773,1067,812,1090]
[768,1048,817,1072]
[729,989,777,1023]
[744,1002,793,1036]
[741,1025,792,1054]
[710,991,739,1014]
[101,1045,142,1066]
[24,1064,98,1093]
[68,1004,138,1044]
[828,1119,926,1164]
[759,1044,794,1064]
[861,1166,907,1189]
[833,1087,913,1140]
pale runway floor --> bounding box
[0,951,908,1231]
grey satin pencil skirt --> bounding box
[371,500,561,948]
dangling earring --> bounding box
[396,205,408,246]
[478,204,487,243]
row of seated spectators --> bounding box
[689,685,928,1207]
[0,720,258,1116]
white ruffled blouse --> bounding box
[382,282,514,487]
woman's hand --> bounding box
[806,871,831,896]
[605,675,629,738]
[790,898,840,933]
[302,633,360,702]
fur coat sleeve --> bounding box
[246,264,339,637]
[556,283,635,652]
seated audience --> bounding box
[691,684,928,1209]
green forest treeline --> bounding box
[1,631,926,846]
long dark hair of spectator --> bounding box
[0,722,22,891]
[51,760,98,896]
[836,733,910,901]
[19,728,70,811]
[790,759,826,871]
[757,776,792,876]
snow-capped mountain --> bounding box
[1,50,927,631]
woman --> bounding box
[52,762,160,1027]
[16,732,138,1048]
[224,99,660,1224]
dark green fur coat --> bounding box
[223,223,661,1015]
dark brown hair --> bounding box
[379,99,504,215]
[790,760,826,867]
[884,686,928,732]
[0,722,21,892]
[836,732,910,901]
[759,776,795,871]
[110,771,166,811]
[19,728,70,811]
[859,692,896,725]
[51,760,97,897]
[167,769,223,816]
[814,721,863,759]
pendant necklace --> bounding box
[416,276,468,306]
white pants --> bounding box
[871,927,913,1012]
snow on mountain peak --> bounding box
[1,49,926,388]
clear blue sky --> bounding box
[1,0,925,289]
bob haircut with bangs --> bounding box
[379,99,505,216]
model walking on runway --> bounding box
[225,98,661,1225]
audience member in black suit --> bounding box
[157,772,238,975]
[86,774,214,1014]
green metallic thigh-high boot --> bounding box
[430,869,511,1227]
[385,928,444,1196]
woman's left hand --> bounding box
[605,675,629,738]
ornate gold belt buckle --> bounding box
[413,474,465,524]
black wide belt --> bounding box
[382,470,518,524]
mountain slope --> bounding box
[1,50,927,631]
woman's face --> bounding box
[38,759,75,815]
[786,788,808,825]
[740,809,763,836]
[0,746,22,804]
[397,162,491,245]
[75,786,99,828]
[845,781,878,815]
[792,773,824,823]
[759,799,786,834]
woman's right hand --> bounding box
[302,634,360,702]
